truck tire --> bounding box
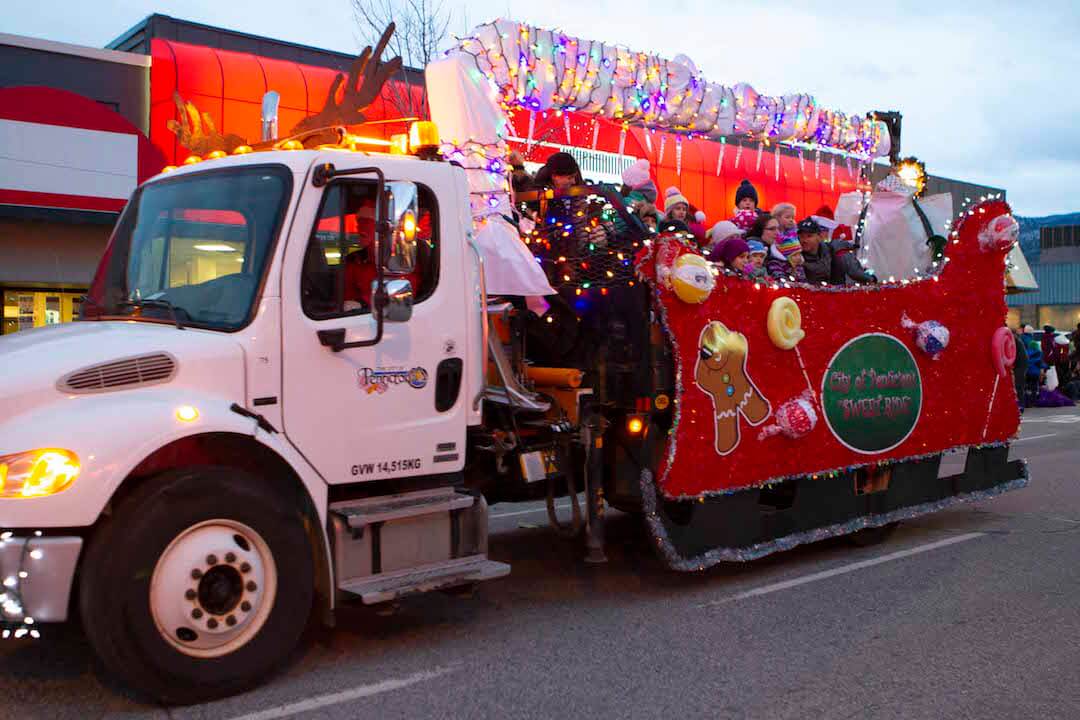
[79,466,314,704]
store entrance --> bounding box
[2,289,86,335]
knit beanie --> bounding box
[731,208,758,231]
[544,151,580,176]
[717,237,751,267]
[621,159,651,190]
[663,186,690,214]
[747,239,767,256]
[735,179,758,207]
[775,234,802,258]
[708,220,742,245]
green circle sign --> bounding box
[820,333,922,454]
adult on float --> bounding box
[507,150,536,195]
[746,213,781,247]
[798,217,877,285]
[534,150,583,191]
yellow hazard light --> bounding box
[175,405,200,423]
[161,165,178,173]
[401,210,417,241]
[408,121,439,152]
[183,155,202,165]
[0,449,80,499]
[206,150,228,160]
[233,145,253,155]
[279,139,304,151]
[390,133,410,155]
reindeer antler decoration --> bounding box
[167,24,404,155]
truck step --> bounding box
[338,555,510,604]
[330,487,475,528]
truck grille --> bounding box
[58,353,177,393]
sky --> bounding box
[6,0,1080,216]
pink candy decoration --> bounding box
[759,391,818,440]
[978,214,1019,252]
[991,326,1016,378]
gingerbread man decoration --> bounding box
[694,321,771,455]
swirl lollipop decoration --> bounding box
[767,297,813,395]
[983,326,1018,439]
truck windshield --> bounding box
[88,166,292,331]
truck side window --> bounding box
[302,181,439,319]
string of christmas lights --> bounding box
[451,19,890,155]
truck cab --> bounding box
[0,145,509,702]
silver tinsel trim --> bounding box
[639,462,1029,571]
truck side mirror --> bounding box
[372,278,413,323]
[383,181,419,274]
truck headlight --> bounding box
[0,449,80,498]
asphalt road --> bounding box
[3,407,1079,720]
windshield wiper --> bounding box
[119,298,186,330]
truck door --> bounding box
[280,170,468,483]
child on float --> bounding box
[705,221,743,261]
[714,236,753,278]
[636,203,660,233]
[771,202,798,239]
[660,186,692,234]
[746,240,768,278]
[620,159,658,208]
[766,234,807,282]
[734,179,759,213]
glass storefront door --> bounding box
[2,289,87,335]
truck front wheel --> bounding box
[80,467,314,704]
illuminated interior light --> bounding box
[193,244,237,252]
[175,406,199,423]
[627,416,644,435]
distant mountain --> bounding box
[1015,212,1080,263]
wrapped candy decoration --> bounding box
[901,312,949,359]
[977,214,1019,253]
[758,391,818,440]
[670,253,715,304]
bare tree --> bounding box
[351,0,453,118]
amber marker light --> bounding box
[175,405,199,423]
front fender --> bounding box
[0,388,326,531]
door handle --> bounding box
[317,328,346,351]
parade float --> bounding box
[426,19,1026,566]
[0,19,1026,701]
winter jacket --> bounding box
[765,243,807,283]
[1025,339,1044,379]
[803,239,876,285]
[625,180,658,207]
[1012,331,1028,397]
